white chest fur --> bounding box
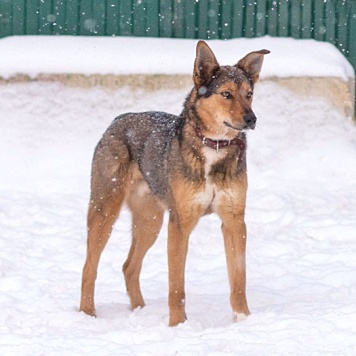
[192,147,236,212]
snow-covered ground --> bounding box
[0,36,356,355]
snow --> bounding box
[0,35,354,80]
[0,36,356,354]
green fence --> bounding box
[0,0,355,74]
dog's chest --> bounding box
[202,147,225,179]
[193,147,237,211]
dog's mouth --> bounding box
[224,120,255,131]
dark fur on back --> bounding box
[108,112,183,200]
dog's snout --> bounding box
[243,112,257,129]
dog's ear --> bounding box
[193,41,220,88]
[236,49,270,84]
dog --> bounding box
[80,41,269,326]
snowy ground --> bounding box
[1,37,356,355]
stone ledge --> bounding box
[271,77,355,118]
[0,74,354,118]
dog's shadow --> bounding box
[95,295,237,330]
[95,297,169,325]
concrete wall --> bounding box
[0,74,354,118]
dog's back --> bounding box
[95,111,183,201]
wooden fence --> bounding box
[0,0,355,75]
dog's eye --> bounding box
[221,92,233,99]
[246,92,253,99]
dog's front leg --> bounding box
[167,208,202,327]
[221,214,250,322]
[167,215,190,327]
[217,180,250,322]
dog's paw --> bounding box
[233,312,249,323]
[169,312,187,327]
[79,306,97,318]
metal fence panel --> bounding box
[0,0,355,74]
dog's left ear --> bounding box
[236,49,270,84]
[193,41,220,88]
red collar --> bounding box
[194,126,246,153]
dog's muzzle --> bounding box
[243,112,257,130]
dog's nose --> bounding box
[243,112,257,129]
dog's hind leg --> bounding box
[123,184,164,310]
[80,142,130,317]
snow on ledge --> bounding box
[0,35,354,81]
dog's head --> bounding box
[192,41,269,139]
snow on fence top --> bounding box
[0,35,354,81]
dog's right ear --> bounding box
[193,41,220,88]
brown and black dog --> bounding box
[80,41,269,326]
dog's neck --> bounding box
[194,126,246,153]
